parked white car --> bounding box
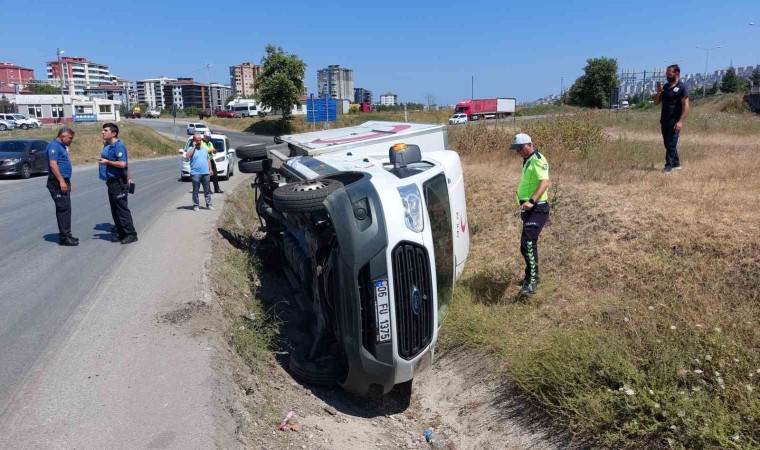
[178,132,236,181]
[186,123,210,135]
[1,114,39,129]
[145,109,161,118]
[448,113,468,125]
[0,119,17,131]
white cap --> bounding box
[510,133,532,150]
[203,130,211,137]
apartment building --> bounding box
[0,62,35,89]
[229,62,261,97]
[163,78,210,110]
[353,87,372,105]
[136,77,177,110]
[317,65,354,100]
[209,83,232,110]
[46,57,113,96]
[379,92,398,106]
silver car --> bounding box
[0,119,17,131]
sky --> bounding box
[3,0,760,104]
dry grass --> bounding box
[443,113,760,448]
[205,109,456,135]
[5,122,179,165]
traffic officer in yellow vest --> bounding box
[511,133,550,296]
[201,131,223,193]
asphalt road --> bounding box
[0,125,270,415]
[129,117,275,148]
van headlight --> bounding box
[398,184,423,232]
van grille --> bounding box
[391,243,433,360]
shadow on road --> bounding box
[42,233,59,244]
[176,206,196,211]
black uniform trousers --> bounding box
[106,178,137,239]
[47,176,72,239]
[520,202,550,285]
[661,121,681,168]
[209,158,222,192]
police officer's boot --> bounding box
[60,236,79,246]
[519,280,535,296]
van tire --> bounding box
[273,179,343,213]
[239,158,271,174]
[288,349,342,386]
[236,143,268,160]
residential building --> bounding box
[353,87,372,105]
[229,62,261,97]
[14,94,88,124]
[317,65,354,100]
[379,92,398,106]
[209,83,233,110]
[0,62,35,89]
[46,57,113,96]
[136,77,177,110]
[164,78,210,110]
[84,85,128,107]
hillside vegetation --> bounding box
[444,110,760,448]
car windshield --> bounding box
[0,141,27,152]
[185,138,224,152]
[12,115,26,120]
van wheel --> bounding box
[236,143,268,160]
[273,179,343,213]
[239,158,271,174]
[288,347,342,386]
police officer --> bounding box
[511,133,550,296]
[201,131,223,193]
[654,64,689,173]
[99,123,138,244]
[46,127,78,246]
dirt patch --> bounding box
[160,300,208,325]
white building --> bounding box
[136,77,177,110]
[72,99,120,123]
[14,94,88,124]
[379,92,398,106]
[317,65,354,100]
[210,83,232,111]
[46,56,114,96]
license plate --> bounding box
[374,279,391,343]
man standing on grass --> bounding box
[654,64,689,173]
[99,123,138,244]
[46,127,79,246]
[186,133,214,211]
[511,133,550,297]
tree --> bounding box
[27,83,61,95]
[254,44,306,120]
[425,93,437,110]
[0,96,14,113]
[567,57,619,108]
[720,66,747,93]
[750,66,760,88]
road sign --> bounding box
[306,94,337,123]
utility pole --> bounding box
[204,63,212,110]
[57,48,65,122]
[697,45,722,97]
[560,77,564,103]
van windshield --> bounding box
[423,173,454,324]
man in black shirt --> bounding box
[654,64,690,173]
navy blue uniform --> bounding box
[101,140,137,240]
[660,80,688,168]
[46,139,73,240]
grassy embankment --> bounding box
[443,107,760,449]
[5,122,178,165]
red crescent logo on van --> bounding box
[310,124,412,145]
[460,212,467,232]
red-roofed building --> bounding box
[0,63,35,89]
[46,56,113,96]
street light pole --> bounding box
[57,48,65,122]
[697,45,722,97]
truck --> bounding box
[453,98,516,120]
[235,121,470,400]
